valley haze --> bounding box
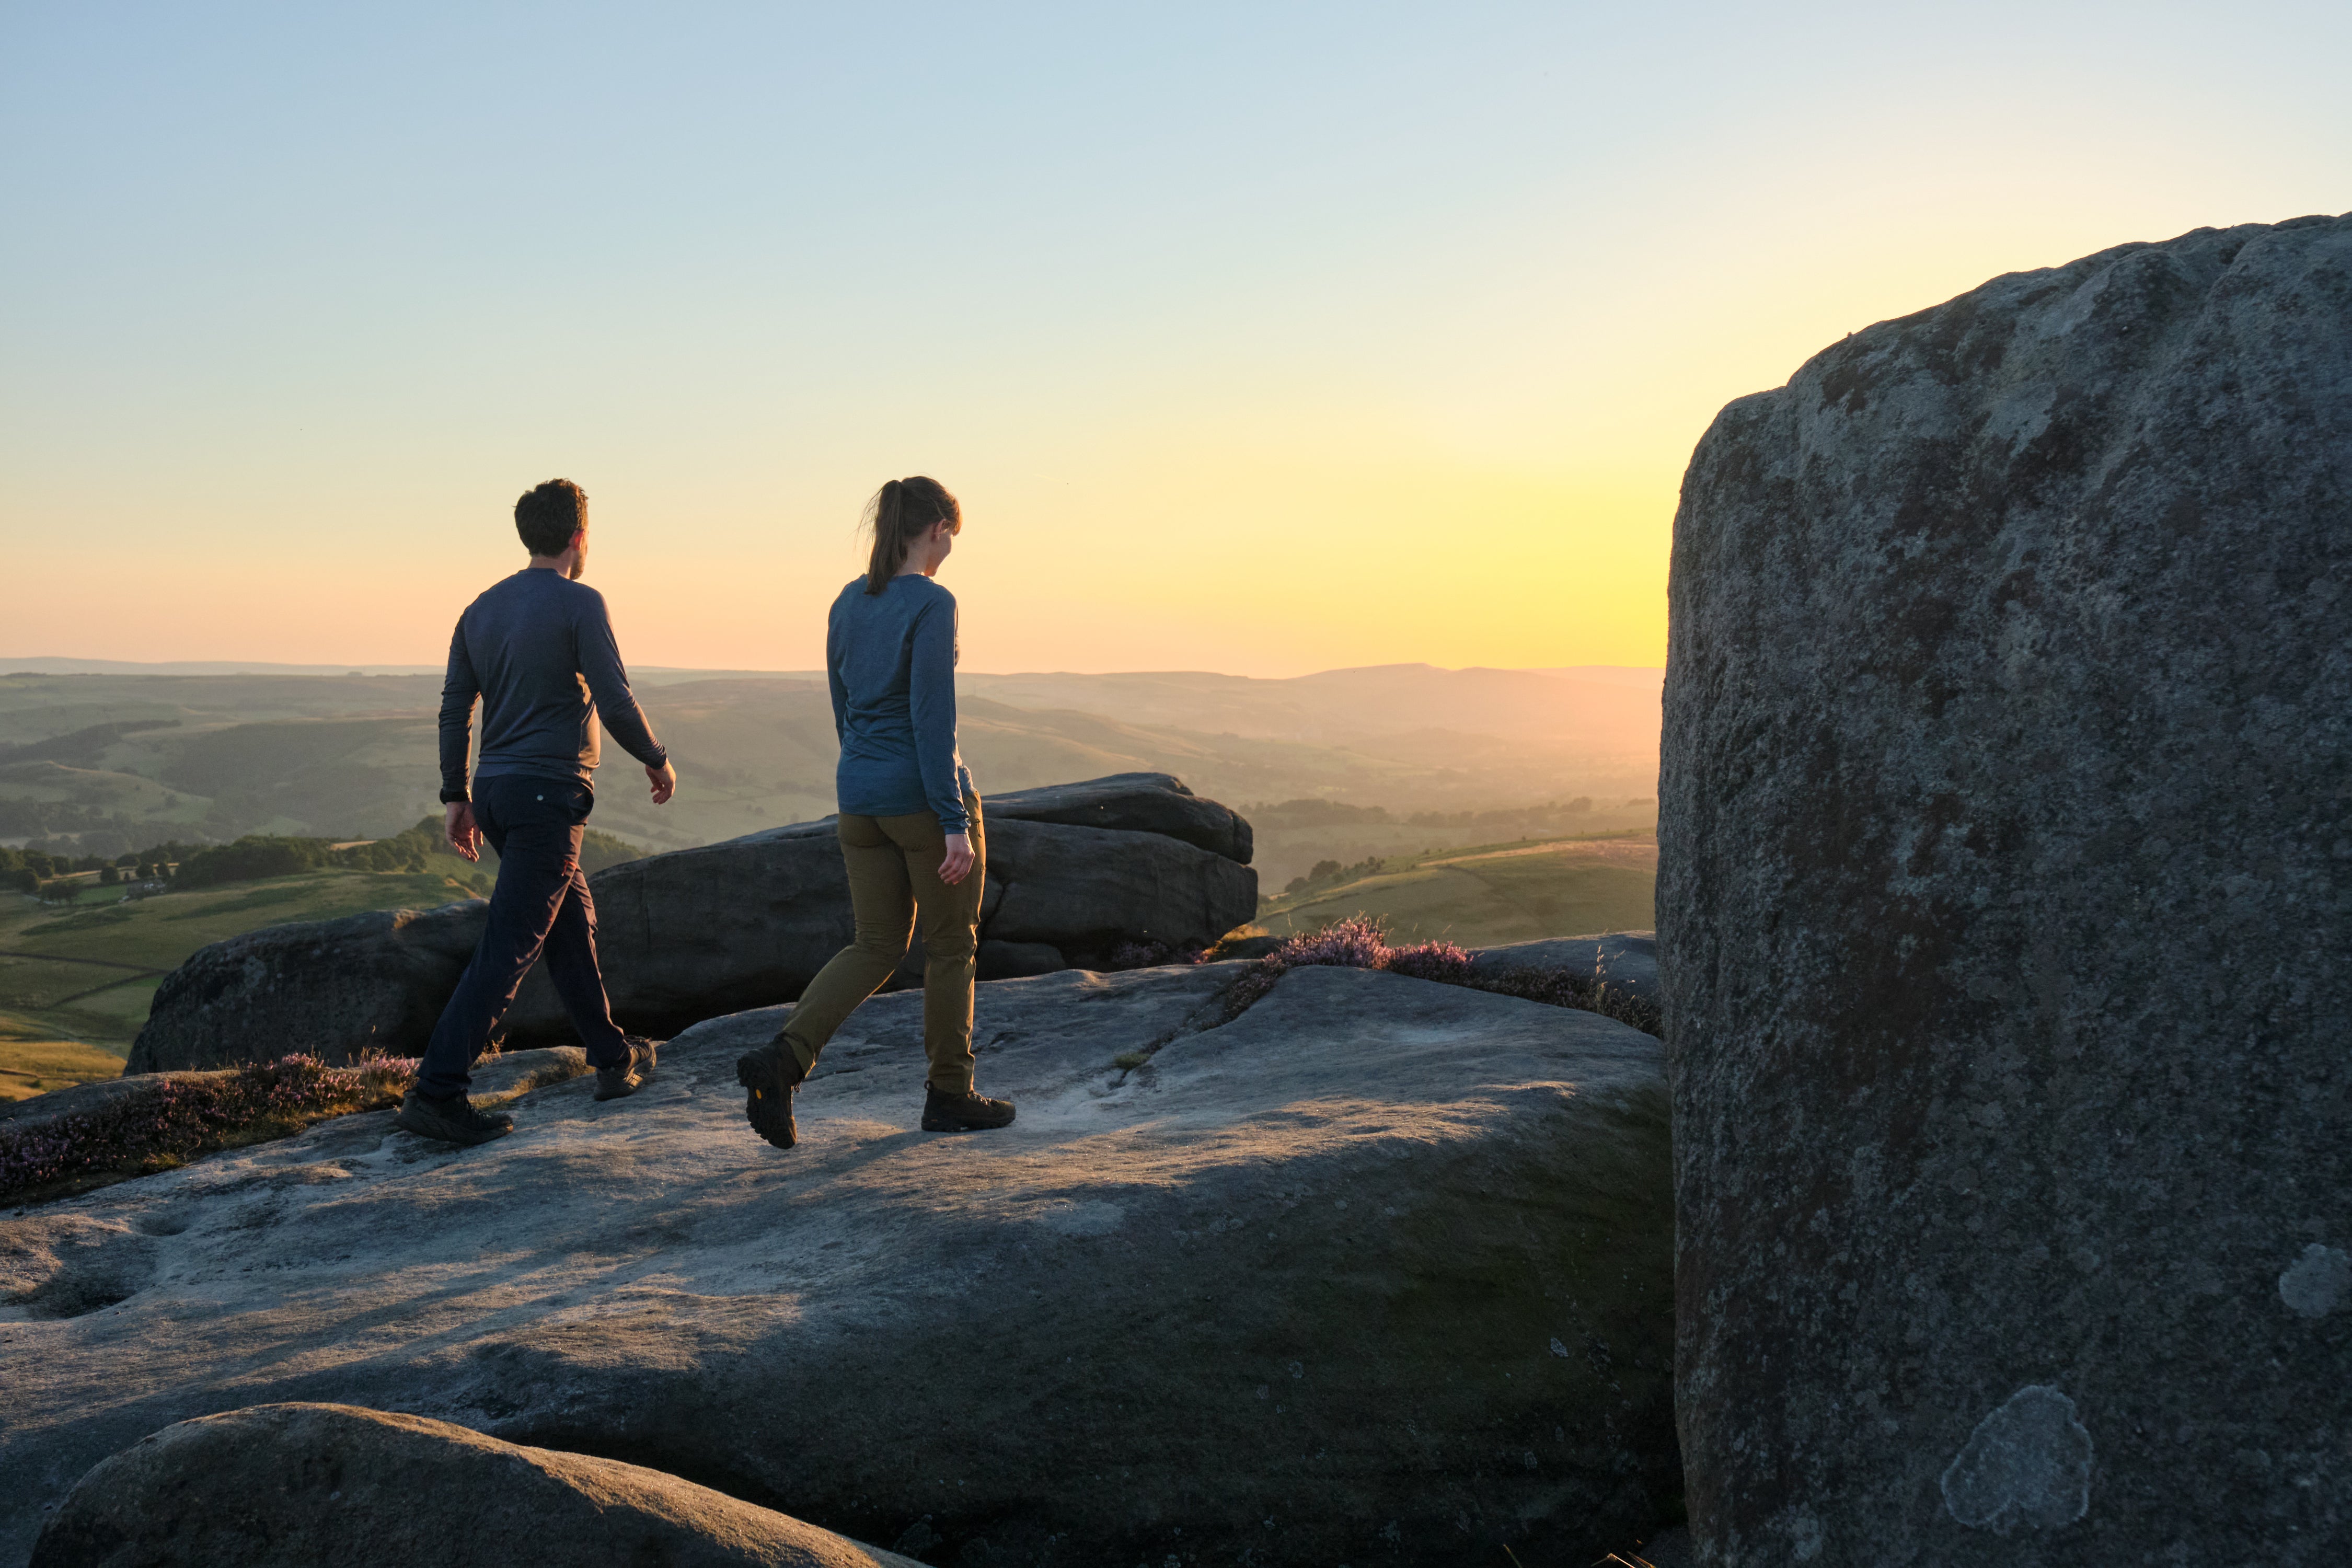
[0,659,1663,879]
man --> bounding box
[394,478,681,1146]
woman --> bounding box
[735,476,1016,1149]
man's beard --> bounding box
[568,544,587,581]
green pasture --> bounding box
[1257,832,1657,947]
[0,1030,132,1101]
[0,869,487,1051]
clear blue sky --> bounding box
[4,3,2345,672]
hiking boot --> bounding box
[395,1087,515,1147]
[920,1082,1017,1132]
[735,1037,809,1150]
[594,1035,660,1101]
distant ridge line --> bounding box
[3,656,1663,682]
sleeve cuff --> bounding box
[440,788,470,805]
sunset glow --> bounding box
[4,4,2346,675]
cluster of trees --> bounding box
[172,817,644,893]
[1250,799,1398,829]
[0,846,97,892]
[173,819,487,892]
[1249,798,1622,835]
[1282,855,1387,897]
[1401,799,1596,829]
[7,816,649,900]
[2,840,208,895]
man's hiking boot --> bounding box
[395,1087,515,1147]
[594,1035,659,1101]
[921,1082,1017,1133]
[736,1038,809,1150]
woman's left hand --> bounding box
[939,831,975,886]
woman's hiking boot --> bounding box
[920,1083,1017,1132]
[594,1035,660,1101]
[395,1087,516,1147]
[736,1037,809,1150]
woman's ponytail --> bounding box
[861,476,961,594]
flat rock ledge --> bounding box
[2,962,1676,1568]
[30,1401,918,1568]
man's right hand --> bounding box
[939,830,975,885]
[646,760,677,805]
[444,801,482,862]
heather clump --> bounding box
[1224,916,1475,1013]
[0,1052,415,1207]
[1224,914,1659,1035]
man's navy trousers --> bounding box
[414,774,630,1098]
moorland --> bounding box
[0,660,1660,1096]
[0,662,1659,880]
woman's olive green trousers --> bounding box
[777,793,984,1095]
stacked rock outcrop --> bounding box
[1661,214,2351,1563]
[127,773,1254,1071]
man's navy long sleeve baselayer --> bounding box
[827,574,973,832]
[437,568,668,802]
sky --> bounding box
[2,3,2346,677]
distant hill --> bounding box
[0,665,1662,857]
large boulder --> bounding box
[986,770,1253,863]
[1660,214,2352,1564]
[128,774,1258,1071]
[6,963,1677,1568]
[125,903,485,1072]
[678,770,1252,862]
[30,1402,918,1568]
[500,814,1252,1042]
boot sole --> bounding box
[736,1054,799,1149]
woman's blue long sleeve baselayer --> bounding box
[827,575,974,833]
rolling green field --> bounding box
[0,870,489,1078]
[0,1037,134,1102]
[1256,831,1657,947]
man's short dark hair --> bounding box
[514,479,587,556]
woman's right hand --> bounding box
[939,831,975,886]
